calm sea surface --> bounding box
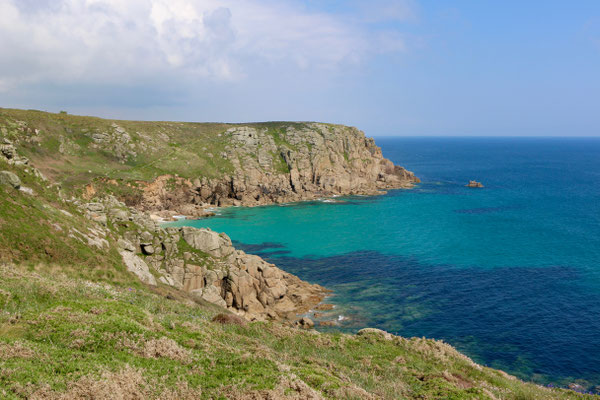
[167,137,600,386]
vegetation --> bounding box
[0,260,594,399]
[0,109,597,398]
[0,108,237,194]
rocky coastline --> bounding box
[111,123,420,218]
[0,110,420,323]
[2,109,597,397]
[82,196,327,322]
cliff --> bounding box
[0,108,590,398]
[82,195,326,321]
[141,123,419,210]
[0,108,418,217]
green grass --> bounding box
[0,108,236,194]
[0,262,594,399]
[0,108,597,399]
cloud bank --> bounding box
[0,0,411,94]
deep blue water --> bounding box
[168,137,600,387]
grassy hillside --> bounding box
[0,110,596,398]
[0,264,593,399]
[0,108,318,192]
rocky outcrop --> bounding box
[87,123,138,163]
[0,139,30,167]
[0,136,47,183]
[82,197,326,321]
[137,123,419,211]
[0,171,21,189]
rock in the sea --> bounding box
[466,180,484,188]
[0,171,21,189]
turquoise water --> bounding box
[167,137,600,387]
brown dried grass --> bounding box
[0,341,37,359]
[140,336,191,363]
[212,312,247,326]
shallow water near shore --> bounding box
[168,137,600,387]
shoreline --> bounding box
[151,188,401,223]
[156,186,600,393]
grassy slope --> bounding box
[0,263,592,399]
[0,108,321,195]
[0,110,596,399]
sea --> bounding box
[166,137,600,388]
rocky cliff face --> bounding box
[83,196,326,321]
[137,123,419,212]
[0,110,414,319]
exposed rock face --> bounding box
[0,141,30,167]
[83,197,326,321]
[120,250,157,286]
[87,123,137,163]
[181,227,235,259]
[137,123,419,211]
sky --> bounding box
[0,0,599,136]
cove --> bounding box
[167,137,600,387]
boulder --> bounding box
[0,144,16,160]
[181,227,235,258]
[109,208,130,221]
[141,244,155,255]
[139,231,154,245]
[296,317,315,329]
[0,171,21,189]
[86,202,104,212]
[117,238,136,252]
[120,250,157,286]
[191,286,227,308]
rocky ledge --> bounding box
[83,196,326,321]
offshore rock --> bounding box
[466,180,484,188]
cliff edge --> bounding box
[0,109,418,217]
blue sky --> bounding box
[0,0,599,136]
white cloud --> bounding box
[0,0,410,91]
[354,0,417,23]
